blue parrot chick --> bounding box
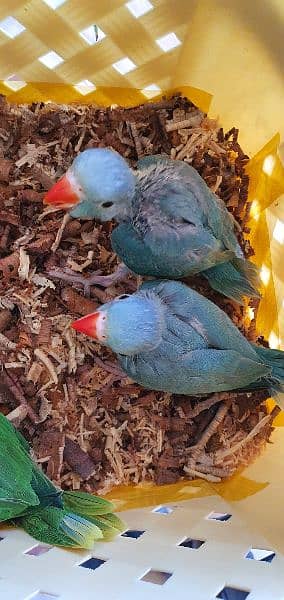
[71,280,284,400]
[44,148,260,303]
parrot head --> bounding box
[71,292,164,355]
[44,148,136,221]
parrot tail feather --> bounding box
[250,345,284,402]
[62,490,115,516]
[19,506,104,549]
[86,513,126,541]
[62,493,126,543]
[203,258,261,303]
[61,512,103,548]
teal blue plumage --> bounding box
[46,149,260,303]
[73,280,284,399]
[112,154,260,302]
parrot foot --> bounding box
[79,263,132,293]
[47,263,131,297]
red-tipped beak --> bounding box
[71,312,101,340]
[44,175,80,209]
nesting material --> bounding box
[0,93,278,494]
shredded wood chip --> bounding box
[6,405,28,426]
[18,248,30,281]
[31,274,56,290]
[51,213,71,252]
[0,332,16,350]
[0,93,273,493]
[34,348,58,385]
[184,465,221,482]
[27,361,44,384]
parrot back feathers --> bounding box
[112,155,260,301]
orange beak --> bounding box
[71,312,100,340]
[44,175,80,209]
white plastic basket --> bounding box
[0,0,284,598]
[1,492,284,600]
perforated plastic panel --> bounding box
[0,496,283,600]
[0,1,284,598]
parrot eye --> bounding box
[102,201,113,208]
[117,294,130,300]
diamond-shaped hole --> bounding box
[153,505,173,515]
[74,80,96,96]
[42,0,66,8]
[245,548,276,563]
[140,569,172,585]
[4,74,27,91]
[178,537,205,549]
[156,32,181,52]
[29,593,60,600]
[216,586,250,599]
[0,16,25,39]
[121,529,145,539]
[79,557,106,570]
[79,25,105,45]
[126,0,153,18]
[38,51,64,69]
[207,511,232,522]
[112,57,136,75]
[0,537,5,542]
[24,544,52,557]
[142,84,161,99]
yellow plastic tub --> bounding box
[0,1,284,598]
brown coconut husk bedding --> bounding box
[0,93,279,494]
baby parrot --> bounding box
[44,149,260,303]
[0,413,125,548]
[71,280,284,400]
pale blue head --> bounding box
[44,148,136,222]
[71,291,164,355]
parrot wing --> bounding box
[112,215,233,278]
[177,348,269,392]
[111,222,165,276]
[10,417,62,509]
[0,414,39,521]
[141,280,260,359]
[137,155,242,259]
[122,347,269,396]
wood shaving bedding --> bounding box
[0,92,277,493]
